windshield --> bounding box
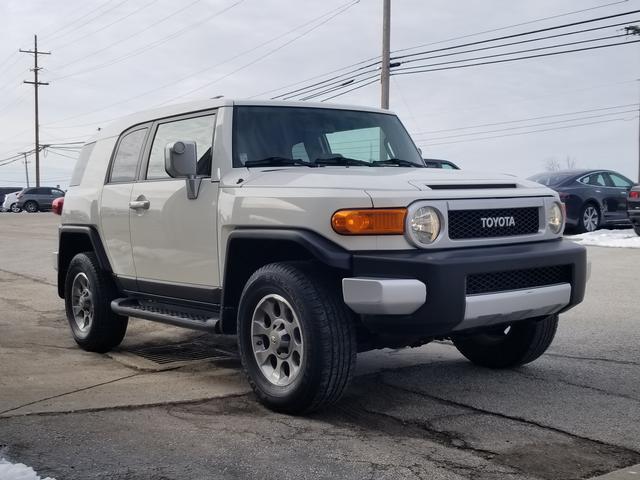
[232,106,424,168]
[528,173,573,186]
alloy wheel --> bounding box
[71,272,94,334]
[583,206,599,232]
[250,294,304,387]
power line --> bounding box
[42,0,360,127]
[410,103,640,136]
[397,19,639,67]
[46,0,129,43]
[251,0,632,100]
[156,0,361,105]
[393,33,629,74]
[392,39,640,77]
[266,11,640,102]
[392,8,640,61]
[418,116,638,147]
[52,0,205,70]
[414,109,638,141]
[53,0,162,51]
[50,0,246,81]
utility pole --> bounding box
[19,152,30,187]
[20,35,50,188]
[380,0,391,109]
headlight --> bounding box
[548,202,564,234]
[409,206,441,244]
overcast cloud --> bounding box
[0,0,638,187]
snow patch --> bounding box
[568,229,640,248]
[0,459,56,480]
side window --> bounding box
[441,163,456,169]
[607,173,633,188]
[146,114,216,180]
[52,189,65,197]
[109,128,148,183]
[580,173,606,187]
[69,142,95,187]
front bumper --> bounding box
[345,239,587,336]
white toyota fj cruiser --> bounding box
[55,99,587,413]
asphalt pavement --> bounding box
[0,213,638,480]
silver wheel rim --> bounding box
[10,204,19,212]
[71,272,94,334]
[26,202,36,212]
[583,206,598,232]
[251,294,304,387]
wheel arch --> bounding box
[57,225,112,298]
[219,229,351,334]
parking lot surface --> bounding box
[0,214,638,480]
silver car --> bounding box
[2,190,23,212]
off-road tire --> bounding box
[237,262,356,414]
[64,252,128,353]
[451,315,558,369]
[24,201,39,213]
[577,203,600,233]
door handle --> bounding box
[128,199,150,210]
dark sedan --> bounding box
[629,185,640,235]
[528,169,636,233]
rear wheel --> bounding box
[451,315,558,368]
[237,262,356,414]
[578,203,600,233]
[24,201,38,213]
[64,252,128,353]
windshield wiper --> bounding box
[244,157,315,168]
[372,158,424,168]
[313,155,372,167]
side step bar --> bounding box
[111,298,220,332]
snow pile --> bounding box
[0,459,56,480]
[568,229,640,248]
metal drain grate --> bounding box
[125,337,237,365]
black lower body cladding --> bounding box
[352,239,587,337]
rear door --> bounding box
[604,172,634,218]
[99,125,150,281]
[129,111,220,302]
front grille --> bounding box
[449,207,539,239]
[466,265,572,295]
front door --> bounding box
[129,112,219,302]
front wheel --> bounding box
[237,262,356,414]
[64,252,128,353]
[578,203,600,233]
[451,315,558,369]
[10,203,21,213]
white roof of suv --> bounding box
[96,99,396,140]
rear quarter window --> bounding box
[69,142,96,187]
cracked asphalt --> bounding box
[0,214,639,480]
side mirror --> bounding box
[165,140,201,199]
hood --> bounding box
[232,167,541,191]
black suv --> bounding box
[16,187,65,213]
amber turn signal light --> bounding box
[331,208,407,235]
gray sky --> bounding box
[0,0,639,188]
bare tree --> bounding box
[564,156,577,169]
[544,157,561,171]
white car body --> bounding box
[2,191,22,212]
